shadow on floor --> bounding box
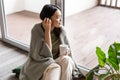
[3,75,18,80]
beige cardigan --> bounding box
[19,23,72,80]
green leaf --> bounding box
[114,42,120,53]
[108,43,119,71]
[113,42,120,64]
[107,58,119,71]
[96,47,106,67]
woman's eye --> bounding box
[56,17,59,19]
[57,16,61,19]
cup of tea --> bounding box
[59,44,69,56]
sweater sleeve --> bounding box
[29,24,53,61]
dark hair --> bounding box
[40,4,62,38]
[40,4,61,20]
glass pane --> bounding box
[111,0,116,6]
[106,0,111,6]
[0,25,1,38]
[117,0,120,7]
[4,0,50,45]
[101,0,106,5]
[0,3,1,38]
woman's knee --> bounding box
[42,63,61,80]
[52,63,61,68]
[61,56,72,63]
[60,56,75,68]
[46,63,61,73]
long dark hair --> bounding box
[40,4,62,38]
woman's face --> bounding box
[51,9,62,28]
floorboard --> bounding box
[0,41,27,80]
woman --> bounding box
[19,4,77,80]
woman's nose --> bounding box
[60,18,62,22]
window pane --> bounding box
[0,25,1,38]
[4,0,50,45]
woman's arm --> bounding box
[44,29,52,51]
[42,18,52,51]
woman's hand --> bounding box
[65,48,71,55]
[42,18,52,32]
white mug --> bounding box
[59,44,69,56]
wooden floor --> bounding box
[1,6,120,79]
[6,10,40,45]
[0,41,27,80]
[66,6,120,69]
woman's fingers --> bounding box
[42,18,52,32]
[44,18,51,25]
[65,48,70,55]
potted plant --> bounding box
[86,42,120,80]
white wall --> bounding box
[65,0,98,17]
[4,0,50,15]
[24,0,50,13]
[4,0,97,16]
[4,0,24,15]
